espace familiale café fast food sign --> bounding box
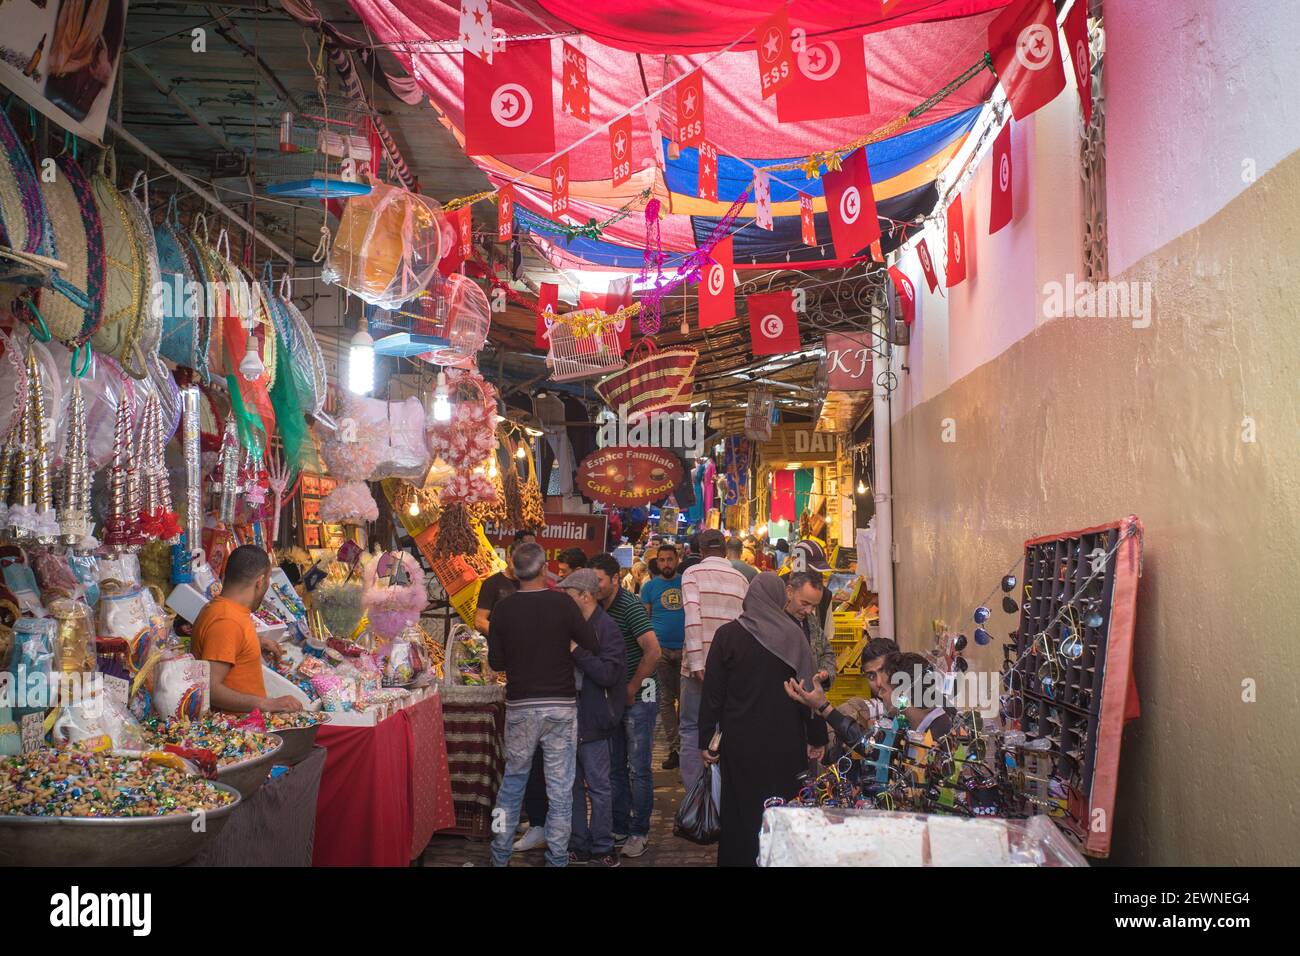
[577,446,683,506]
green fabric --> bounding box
[225,373,266,455]
[267,327,319,477]
[794,468,815,524]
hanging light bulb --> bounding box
[408,499,420,517]
[488,457,498,478]
[857,480,869,495]
[348,327,375,394]
[239,338,264,382]
[432,371,452,423]
[515,443,528,460]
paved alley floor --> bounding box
[419,727,717,867]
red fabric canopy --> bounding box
[534,0,1014,53]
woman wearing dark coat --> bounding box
[698,573,828,867]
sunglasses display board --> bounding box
[1001,515,1144,858]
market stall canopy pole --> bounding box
[106,120,295,265]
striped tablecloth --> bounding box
[440,701,505,812]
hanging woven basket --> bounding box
[595,338,697,420]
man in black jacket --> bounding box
[559,569,626,866]
[486,543,599,867]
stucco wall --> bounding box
[886,3,1300,863]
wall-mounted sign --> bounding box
[758,424,843,464]
[824,332,874,391]
[484,513,608,571]
[577,446,683,506]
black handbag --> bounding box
[673,731,722,845]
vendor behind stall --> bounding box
[192,545,302,714]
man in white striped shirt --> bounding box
[679,529,749,791]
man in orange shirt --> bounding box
[192,545,302,714]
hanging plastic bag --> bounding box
[673,763,722,845]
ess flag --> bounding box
[1063,0,1092,125]
[988,0,1066,121]
[699,235,736,329]
[747,291,801,356]
[822,148,880,260]
[755,6,794,99]
[561,42,590,122]
[989,122,1013,234]
[946,193,966,287]
[775,35,869,124]
[799,192,816,246]
[609,115,633,187]
[464,40,555,155]
[497,184,514,242]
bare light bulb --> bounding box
[239,340,264,382]
[433,371,452,423]
[408,500,420,517]
[857,480,869,495]
[488,458,498,478]
[515,445,527,459]
[348,328,375,395]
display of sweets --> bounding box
[140,716,278,767]
[248,711,329,732]
[0,750,237,817]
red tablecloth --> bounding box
[312,694,456,867]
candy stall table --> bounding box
[311,690,456,866]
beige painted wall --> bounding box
[890,149,1300,865]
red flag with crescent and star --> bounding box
[699,235,736,329]
[775,34,870,123]
[988,0,1066,121]
[464,40,554,156]
[822,147,880,260]
[747,291,801,356]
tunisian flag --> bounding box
[989,122,1013,234]
[1063,0,1092,125]
[747,291,801,356]
[888,265,916,326]
[464,40,555,155]
[988,0,1066,121]
[945,193,966,287]
[775,34,869,124]
[916,237,940,293]
[534,282,559,348]
[699,235,736,329]
[822,147,880,260]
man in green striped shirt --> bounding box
[590,553,661,859]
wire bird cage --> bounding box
[262,109,374,199]
[544,310,626,383]
[369,272,491,368]
[744,387,776,441]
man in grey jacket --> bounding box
[559,569,627,866]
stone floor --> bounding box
[418,722,717,867]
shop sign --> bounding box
[484,513,609,570]
[577,446,683,506]
[824,332,874,391]
[759,425,843,463]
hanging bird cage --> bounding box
[544,310,626,383]
[370,272,491,367]
[263,109,373,200]
[744,387,776,441]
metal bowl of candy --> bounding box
[215,734,284,799]
[0,752,242,867]
[260,713,330,766]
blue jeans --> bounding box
[611,699,657,837]
[570,738,613,855]
[490,705,577,867]
[679,673,704,793]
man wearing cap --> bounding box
[679,528,749,791]
[558,569,626,866]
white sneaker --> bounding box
[513,827,548,852]
[622,835,649,858]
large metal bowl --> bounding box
[268,724,322,766]
[0,782,242,867]
[215,734,283,799]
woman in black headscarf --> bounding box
[698,573,828,867]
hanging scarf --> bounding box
[268,324,319,477]
[735,572,814,685]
